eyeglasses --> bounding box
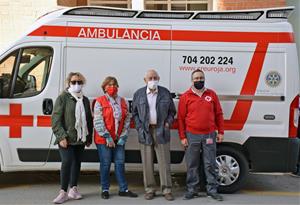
[70,80,83,85]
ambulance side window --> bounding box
[12,47,53,98]
[0,47,53,98]
[0,51,17,98]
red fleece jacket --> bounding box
[178,88,224,139]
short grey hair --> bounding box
[145,69,159,78]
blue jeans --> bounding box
[96,144,128,192]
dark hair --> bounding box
[101,76,119,93]
[191,69,204,80]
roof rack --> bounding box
[193,11,263,20]
[137,11,194,19]
[266,8,293,19]
[62,6,294,21]
[64,7,138,18]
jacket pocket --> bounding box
[66,128,77,142]
[163,126,171,142]
[157,100,170,120]
[138,127,146,144]
[138,99,147,122]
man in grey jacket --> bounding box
[132,69,176,201]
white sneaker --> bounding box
[68,186,83,200]
[53,190,68,204]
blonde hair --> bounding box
[66,72,86,88]
[101,76,119,93]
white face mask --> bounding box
[147,80,159,90]
[69,84,82,93]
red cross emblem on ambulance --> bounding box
[0,104,34,138]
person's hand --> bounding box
[107,141,115,148]
[216,134,224,143]
[181,138,188,148]
[85,142,91,147]
[59,138,68,148]
[117,138,126,146]
[106,137,115,148]
[165,122,170,128]
[104,134,115,148]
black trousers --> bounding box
[58,144,84,191]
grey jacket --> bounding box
[132,86,176,145]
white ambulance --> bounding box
[0,6,299,193]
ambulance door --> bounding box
[65,22,172,166]
[0,42,61,170]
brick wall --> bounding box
[57,0,87,7]
[0,0,58,50]
[217,0,286,10]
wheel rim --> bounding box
[216,155,240,186]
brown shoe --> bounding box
[164,193,174,201]
[144,192,155,200]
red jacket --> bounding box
[94,96,127,144]
[178,88,224,139]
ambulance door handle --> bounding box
[43,98,53,115]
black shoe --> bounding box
[119,190,138,198]
[183,192,198,200]
[290,169,300,178]
[207,193,223,201]
[101,191,109,199]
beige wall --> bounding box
[0,0,58,50]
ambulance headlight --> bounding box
[267,9,293,19]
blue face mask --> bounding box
[194,80,205,90]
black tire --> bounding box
[216,146,249,193]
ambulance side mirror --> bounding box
[43,98,53,115]
[26,75,37,90]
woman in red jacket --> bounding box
[93,76,137,199]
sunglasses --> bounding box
[70,80,83,85]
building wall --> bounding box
[217,0,286,10]
[0,0,58,51]
[0,0,296,53]
[58,0,87,7]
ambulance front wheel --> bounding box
[216,146,249,193]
